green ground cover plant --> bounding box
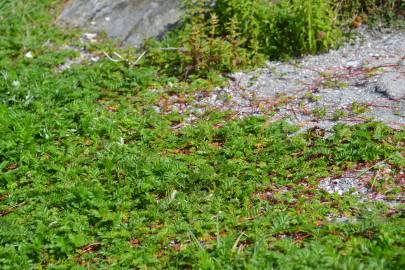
[148,0,341,77]
[0,0,404,269]
[147,0,404,78]
[334,0,404,25]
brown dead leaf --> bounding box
[171,243,182,251]
[351,16,363,29]
[106,105,119,112]
[0,202,26,217]
[150,223,164,229]
[169,149,192,155]
[0,209,12,217]
[210,142,223,149]
[273,232,311,243]
[6,163,17,171]
[0,194,8,201]
[129,239,141,248]
[317,31,326,40]
[79,242,101,254]
[84,139,93,146]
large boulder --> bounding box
[57,0,183,47]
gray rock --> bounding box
[374,72,405,100]
[58,0,183,47]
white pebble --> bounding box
[25,51,33,58]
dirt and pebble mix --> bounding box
[162,27,405,132]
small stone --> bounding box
[25,51,33,58]
[346,60,362,68]
[375,72,405,100]
[81,33,97,43]
[12,80,20,87]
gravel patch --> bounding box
[56,33,101,72]
[317,162,404,204]
[318,177,369,196]
[161,27,405,131]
